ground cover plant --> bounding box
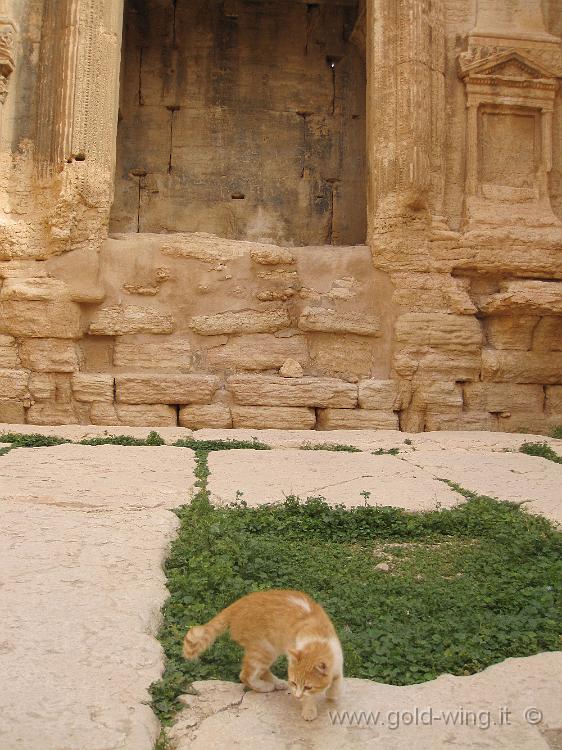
[519,441,562,464]
[151,450,562,724]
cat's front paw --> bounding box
[301,703,318,721]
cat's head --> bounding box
[287,642,334,698]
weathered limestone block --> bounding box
[116,374,219,404]
[298,307,381,336]
[90,402,177,427]
[206,334,307,371]
[89,305,175,335]
[113,339,192,371]
[391,273,476,314]
[0,261,49,279]
[26,403,78,425]
[533,317,562,352]
[545,386,562,415]
[485,316,539,350]
[424,412,500,432]
[393,349,482,382]
[0,335,20,368]
[463,383,545,413]
[19,339,81,372]
[179,404,233,429]
[29,373,56,401]
[479,281,562,316]
[482,350,562,384]
[227,375,357,408]
[190,309,290,336]
[71,374,114,402]
[317,409,399,430]
[279,358,303,377]
[231,406,315,430]
[308,335,374,379]
[410,382,463,411]
[0,277,71,302]
[250,246,295,265]
[358,379,411,410]
[496,412,553,435]
[0,400,26,423]
[0,369,29,400]
[0,301,81,338]
[161,233,247,263]
[395,313,482,351]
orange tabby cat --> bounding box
[183,589,344,720]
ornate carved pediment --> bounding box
[458,50,558,89]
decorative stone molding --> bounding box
[458,49,560,226]
[0,17,17,105]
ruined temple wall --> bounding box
[0,0,561,433]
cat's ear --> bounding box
[314,661,328,675]
[288,649,302,661]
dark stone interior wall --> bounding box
[110,0,366,246]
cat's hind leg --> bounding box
[240,647,277,693]
[326,674,344,701]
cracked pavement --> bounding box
[0,426,560,749]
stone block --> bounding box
[90,402,178,427]
[29,373,56,401]
[206,334,307,371]
[113,339,192,371]
[395,313,482,351]
[0,400,26,423]
[317,409,399,430]
[358,379,411,410]
[393,349,482,382]
[0,261,49,279]
[227,374,357,408]
[116,374,219,404]
[19,339,81,372]
[0,301,81,338]
[308,335,374,379]
[496,412,552,435]
[482,350,562,384]
[279,358,303,377]
[485,316,539,350]
[0,369,29,400]
[190,309,290,335]
[424,411,500,432]
[545,386,562,415]
[26,403,78,425]
[298,307,381,336]
[479,281,562,315]
[250,246,295,265]
[231,406,315,430]
[179,404,233,429]
[410,382,463,411]
[89,305,175,335]
[533,317,562,352]
[463,383,544,413]
[72,374,115,402]
[0,335,20,368]
[0,277,72,302]
[391,273,476,314]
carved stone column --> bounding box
[0,16,17,117]
[366,0,445,237]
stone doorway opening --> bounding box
[110,0,366,246]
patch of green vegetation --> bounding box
[151,491,562,724]
[301,442,361,453]
[404,438,413,446]
[551,426,562,440]
[519,441,562,464]
[372,447,400,456]
[79,431,165,446]
[0,432,71,448]
[173,437,270,452]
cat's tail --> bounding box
[182,608,231,660]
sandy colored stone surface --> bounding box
[0,444,196,750]
[170,654,562,749]
[401,449,562,525]
[208,449,460,509]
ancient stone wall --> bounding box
[0,0,561,433]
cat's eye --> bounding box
[289,681,296,688]
[304,685,312,691]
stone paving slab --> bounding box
[0,444,195,750]
[0,444,195,508]
[169,654,562,749]
[401,449,562,524]
[208,449,461,509]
